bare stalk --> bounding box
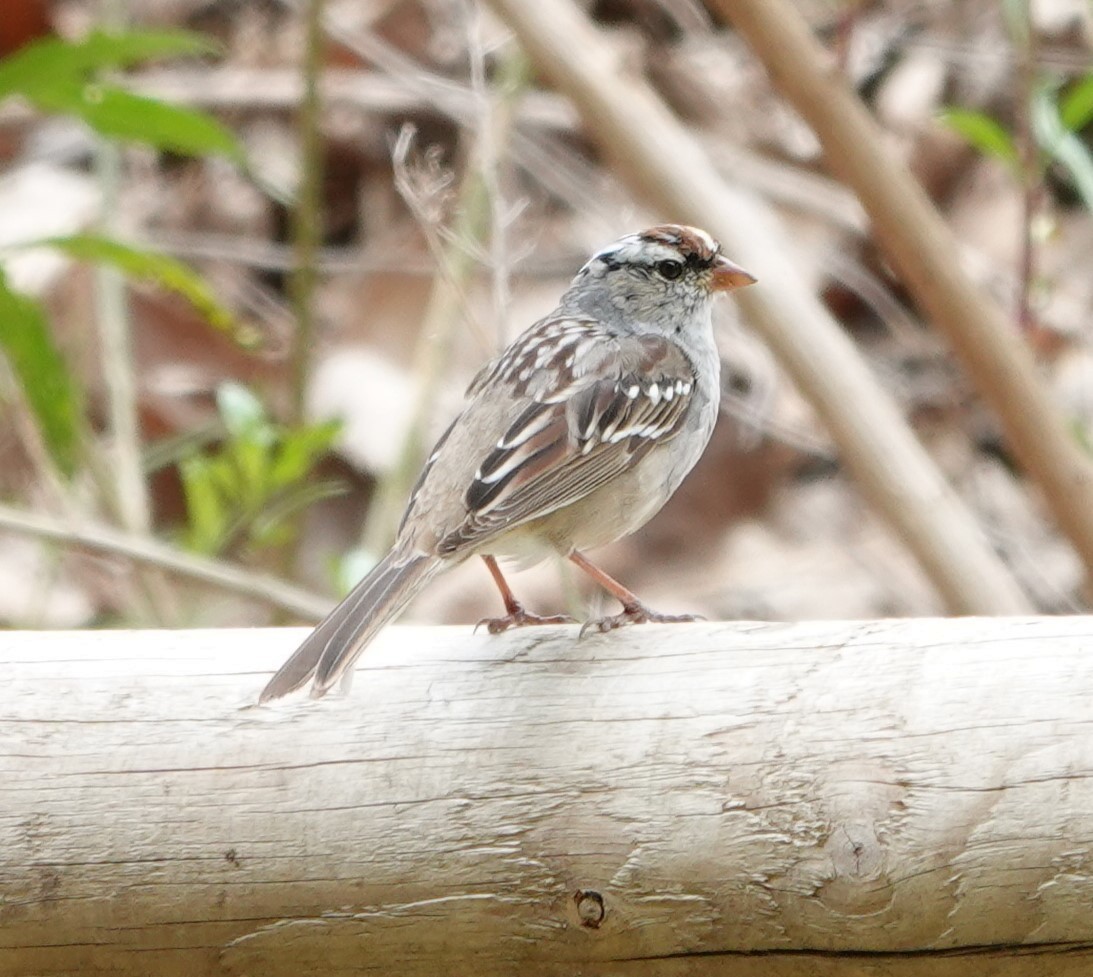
[1009,0,1041,330]
[0,503,330,621]
[356,139,490,558]
[90,0,186,624]
[95,0,149,535]
[359,45,530,556]
[714,0,1093,589]
[466,9,530,340]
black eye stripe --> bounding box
[595,248,716,275]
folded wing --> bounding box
[438,324,697,554]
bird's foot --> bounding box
[580,602,703,637]
[477,604,576,635]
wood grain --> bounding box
[3,620,1093,975]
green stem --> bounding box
[290,0,326,427]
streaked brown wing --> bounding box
[437,330,697,555]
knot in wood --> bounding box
[574,889,605,928]
[817,823,892,915]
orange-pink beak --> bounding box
[710,254,757,292]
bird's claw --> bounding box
[579,604,703,638]
[476,606,576,635]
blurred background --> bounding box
[0,0,1091,633]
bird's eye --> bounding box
[656,259,684,280]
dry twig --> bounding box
[717,0,1093,589]
[0,503,329,621]
[94,0,151,537]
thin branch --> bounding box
[144,228,583,278]
[0,503,330,621]
[1010,0,1042,330]
[93,170,148,531]
[465,11,529,340]
[715,0,1093,590]
[130,66,575,131]
[312,13,613,225]
[145,231,421,275]
[388,126,492,355]
[92,0,181,626]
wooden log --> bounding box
[3,619,1093,976]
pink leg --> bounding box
[568,549,702,636]
[477,555,575,635]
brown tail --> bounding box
[259,552,440,702]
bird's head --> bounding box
[564,224,755,330]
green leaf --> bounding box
[143,422,221,475]
[39,84,244,161]
[216,382,270,442]
[1033,89,1093,212]
[0,269,83,478]
[36,235,251,343]
[269,419,341,489]
[0,30,218,101]
[250,481,346,548]
[248,517,294,550]
[179,454,229,554]
[69,28,219,66]
[1060,75,1093,132]
[207,453,243,501]
[177,389,343,557]
[232,437,273,512]
[0,30,244,163]
[938,107,1019,166]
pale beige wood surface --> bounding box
[3,620,1093,976]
